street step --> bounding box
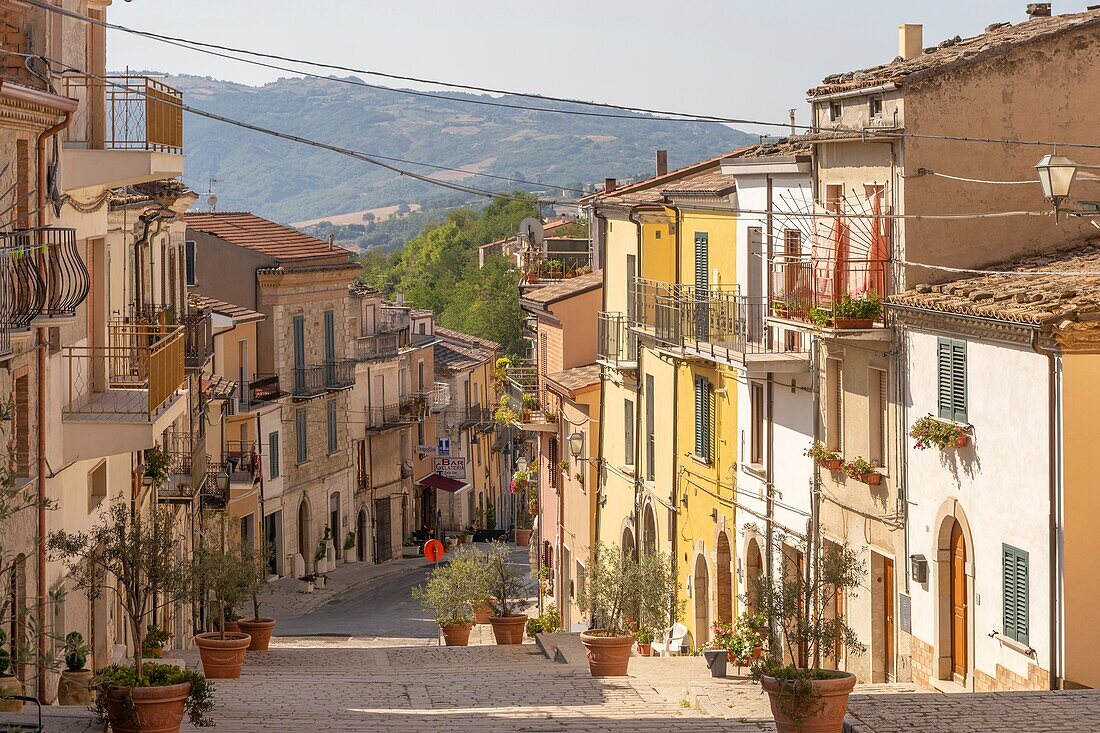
[535,631,587,666]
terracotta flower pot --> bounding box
[833,318,874,329]
[860,472,882,486]
[57,668,95,706]
[955,434,970,448]
[223,621,241,634]
[472,604,492,625]
[104,681,191,733]
[440,623,473,647]
[194,632,251,679]
[580,631,634,677]
[637,643,652,656]
[238,618,277,651]
[514,528,532,547]
[0,675,24,713]
[488,614,527,645]
[821,459,843,472]
[761,671,856,733]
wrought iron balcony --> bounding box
[63,75,184,153]
[597,311,637,369]
[355,331,403,361]
[199,466,229,509]
[325,358,355,390]
[365,395,428,433]
[239,374,282,411]
[1,228,88,321]
[225,441,257,484]
[521,252,591,284]
[770,256,890,328]
[292,365,326,399]
[182,308,213,369]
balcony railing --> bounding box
[182,308,213,369]
[461,404,494,430]
[225,440,257,483]
[770,256,890,326]
[63,75,184,153]
[0,248,13,357]
[424,382,451,412]
[522,253,591,283]
[239,374,281,411]
[506,359,538,395]
[365,395,428,432]
[199,466,228,509]
[325,358,355,390]
[62,323,186,419]
[1,228,88,320]
[597,311,637,368]
[355,331,403,361]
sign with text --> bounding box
[434,456,467,479]
[437,438,451,457]
[415,445,437,456]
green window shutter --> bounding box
[937,338,953,420]
[327,401,338,453]
[937,338,968,423]
[1003,544,1029,645]
[694,233,709,289]
[706,380,714,464]
[269,432,279,478]
[296,408,308,464]
[694,377,705,458]
[951,340,967,423]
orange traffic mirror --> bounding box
[424,539,445,563]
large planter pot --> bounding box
[104,681,191,733]
[344,554,357,564]
[223,621,241,634]
[637,643,652,657]
[0,675,24,713]
[57,668,95,706]
[514,528,532,546]
[440,623,473,647]
[488,614,527,645]
[580,631,634,677]
[833,318,874,329]
[194,632,251,679]
[472,604,492,625]
[299,579,314,594]
[703,650,728,677]
[761,671,857,733]
[238,618,276,651]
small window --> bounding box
[869,368,888,466]
[829,101,842,122]
[869,96,883,118]
[1002,544,1029,646]
[624,399,635,466]
[88,460,107,509]
[327,400,338,454]
[296,408,308,464]
[750,382,765,465]
[694,376,713,463]
[184,240,197,286]
[826,358,844,452]
[268,432,280,478]
[937,338,967,423]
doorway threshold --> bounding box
[930,677,968,694]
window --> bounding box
[184,240,197,285]
[645,374,655,481]
[869,368,888,466]
[750,382,765,465]
[327,400,338,454]
[826,358,843,452]
[694,232,709,289]
[549,438,559,489]
[829,101,842,122]
[268,432,280,478]
[323,310,336,365]
[624,399,635,466]
[937,338,967,423]
[869,96,883,118]
[88,460,107,509]
[293,314,306,372]
[694,376,713,463]
[296,408,308,464]
[626,254,637,323]
[1002,544,1029,646]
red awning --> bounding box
[417,473,468,493]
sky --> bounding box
[107,1,1098,135]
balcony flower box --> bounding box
[833,317,874,329]
[804,441,842,472]
[843,457,881,486]
[821,459,844,472]
[832,292,882,329]
[910,414,970,451]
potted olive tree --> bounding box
[578,543,680,676]
[238,542,277,651]
[56,631,93,706]
[411,546,483,646]
[48,498,212,732]
[0,629,20,713]
[750,539,865,733]
[484,542,531,645]
[193,533,253,679]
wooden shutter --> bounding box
[293,315,306,370]
[327,400,338,453]
[694,233,709,289]
[624,399,635,466]
[324,310,336,363]
[296,408,308,464]
[694,377,705,459]
[1003,544,1029,645]
[938,338,968,423]
[645,374,655,481]
[269,432,279,478]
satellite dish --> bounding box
[206,193,218,211]
[518,217,544,247]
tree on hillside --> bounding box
[442,256,524,357]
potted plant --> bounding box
[804,441,843,472]
[193,533,253,679]
[843,457,881,485]
[238,542,277,651]
[299,574,316,594]
[411,546,481,646]
[315,573,328,590]
[494,395,519,426]
[832,291,882,329]
[771,299,790,318]
[485,542,531,645]
[634,627,655,657]
[701,632,731,678]
[524,603,560,638]
[809,306,832,328]
[513,526,532,547]
[142,445,171,488]
[578,544,681,676]
[0,628,22,713]
[750,539,865,733]
[141,625,171,659]
[521,393,538,420]
[909,414,970,450]
[47,499,209,733]
[343,531,358,563]
[57,631,94,706]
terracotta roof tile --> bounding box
[434,326,500,353]
[521,270,603,306]
[184,212,354,261]
[589,148,753,206]
[545,364,602,397]
[188,293,265,323]
[810,11,1100,97]
[887,239,1100,324]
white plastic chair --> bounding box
[650,622,689,657]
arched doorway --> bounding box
[357,509,367,562]
[716,533,733,624]
[297,498,312,571]
[642,505,657,556]
[947,519,968,684]
[745,537,763,616]
[621,526,635,558]
[694,554,710,645]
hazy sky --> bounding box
[107,1,1096,134]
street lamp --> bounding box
[1036,153,1078,221]
[568,431,585,460]
[515,456,529,473]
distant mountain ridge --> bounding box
[164,73,756,223]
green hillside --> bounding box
[168,74,755,223]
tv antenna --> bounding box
[205,177,222,212]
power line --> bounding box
[30,0,1100,152]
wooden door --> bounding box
[950,521,967,682]
[883,557,895,680]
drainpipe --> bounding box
[627,209,644,562]
[593,211,608,552]
[34,108,71,703]
[764,176,777,619]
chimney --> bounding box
[788,108,797,136]
[1026,3,1052,17]
[655,150,668,177]
[604,177,617,193]
[328,233,335,250]
[396,293,405,306]
[898,23,923,60]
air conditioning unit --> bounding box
[225,396,238,417]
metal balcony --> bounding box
[182,308,213,370]
[225,441,257,484]
[1,228,88,320]
[770,256,890,328]
[355,331,403,361]
[63,75,183,153]
[239,374,282,411]
[597,311,637,370]
[325,358,355,390]
[199,466,229,509]
[365,395,428,433]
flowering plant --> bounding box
[909,414,967,450]
[843,456,876,479]
[509,469,531,495]
[833,291,882,320]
